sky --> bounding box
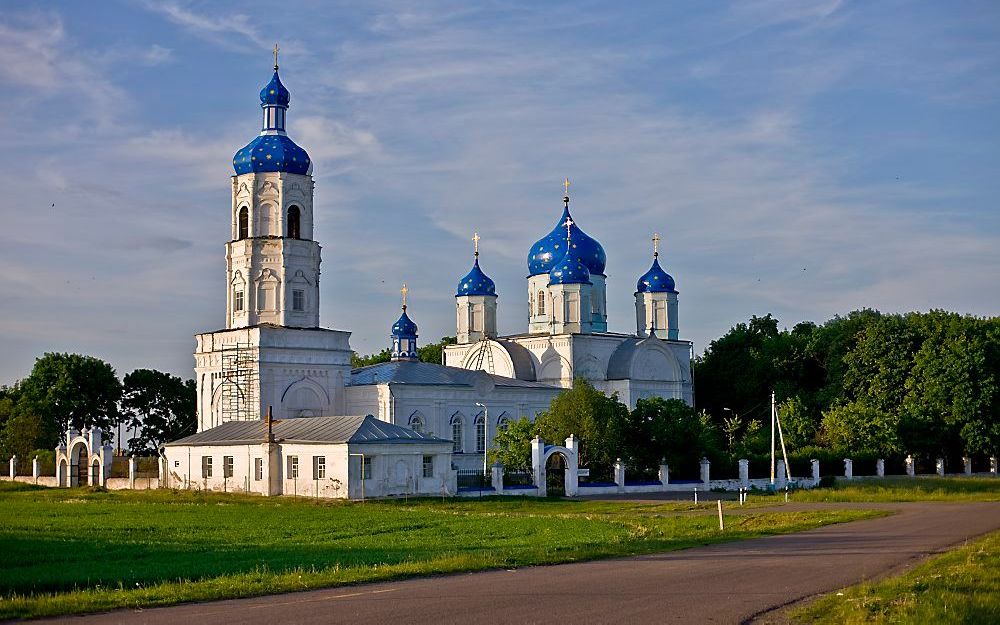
[1,0,998,384]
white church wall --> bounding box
[163,443,269,494]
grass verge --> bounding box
[792,529,1000,624]
[792,476,1000,503]
[0,481,881,619]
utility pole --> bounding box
[770,391,776,485]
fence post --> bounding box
[906,455,915,477]
[776,461,787,489]
[991,456,998,475]
[32,456,40,483]
[8,456,15,480]
[531,436,546,497]
[738,459,749,488]
[844,458,853,480]
[936,458,945,476]
[700,457,711,485]
[129,456,138,489]
[658,459,670,486]
[491,462,504,493]
[564,435,579,497]
[963,457,972,476]
[811,459,820,486]
[876,458,885,478]
[613,458,625,492]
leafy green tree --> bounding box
[487,417,537,469]
[16,353,122,445]
[777,396,816,449]
[534,379,629,475]
[821,402,901,456]
[0,412,56,461]
[624,397,721,473]
[352,349,391,368]
[418,337,457,365]
[121,370,196,454]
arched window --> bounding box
[409,412,424,434]
[451,415,464,453]
[287,205,301,239]
[497,413,510,432]
[238,207,249,239]
[475,414,486,453]
[537,290,546,315]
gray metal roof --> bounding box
[164,415,451,447]
[349,360,557,389]
[606,337,643,380]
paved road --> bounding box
[37,502,1000,625]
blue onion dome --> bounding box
[636,256,677,293]
[233,134,311,175]
[392,307,418,337]
[527,204,606,277]
[456,257,496,296]
[260,71,290,107]
[548,245,592,285]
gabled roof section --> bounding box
[349,359,557,389]
[164,415,450,447]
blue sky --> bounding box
[1,1,998,383]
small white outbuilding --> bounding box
[161,415,454,499]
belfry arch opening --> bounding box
[238,206,249,239]
[287,205,301,239]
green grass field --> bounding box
[791,476,1000,502]
[0,482,880,619]
[793,529,1000,624]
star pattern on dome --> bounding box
[456,258,497,296]
[636,257,677,293]
[527,205,606,277]
[233,135,311,175]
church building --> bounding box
[180,54,693,483]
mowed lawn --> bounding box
[0,482,879,619]
[792,476,1000,502]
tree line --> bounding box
[694,310,999,464]
[0,353,196,461]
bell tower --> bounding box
[228,46,320,330]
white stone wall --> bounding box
[194,325,352,430]
[346,382,560,472]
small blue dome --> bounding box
[260,71,290,107]
[456,258,496,297]
[636,257,677,293]
[392,309,418,337]
[548,246,592,285]
[527,205,606,277]
[233,134,311,175]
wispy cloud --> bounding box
[140,1,268,49]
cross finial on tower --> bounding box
[563,215,574,243]
[400,283,408,310]
[652,232,661,257]
[472,232,480,257]
[563,177,571,197]
[273,43,280,70]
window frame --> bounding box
[362,456,372,480]
[422,455,434,478]
[201,456,213,479]
[313,455,326,480]
[254,457,263,481]
[287,455,299,479]
[451,419,463,453]
[233,289,245,312]
[223,455,234,478]
[292,289,305,312]
[475,415,486,453]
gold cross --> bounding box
[400,283,408,308]
[563,177,571,196]
[472,232,480,256]
[652,232,661,256]
[563,215,574,242]
[273,43,280,70]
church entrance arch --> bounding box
[546,452,568,497]
[70,442,88,487]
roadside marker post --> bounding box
[717,500,724,531]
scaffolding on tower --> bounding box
[220,343,259,422]
[469,337,496,374]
